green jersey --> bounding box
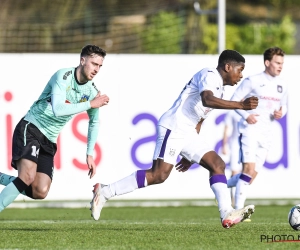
[24,67,100,156]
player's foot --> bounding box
[243,218,251,222]
[221,205,255,229]
[90,183,108,221]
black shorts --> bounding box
[11,118,57,180]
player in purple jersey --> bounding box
[227,47,288,210]
[0,45,109,213]
[90,50,258,229]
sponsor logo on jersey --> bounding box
[72,88,80,93]
[63,70,72,80]
[277,85,282,93]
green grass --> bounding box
[0,204,299,250]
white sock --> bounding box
[234,173,252,209]
[209,175,233,219]
[227,173,241,188]
[104,171,147,199]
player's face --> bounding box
[227,62,245,86]
[265,55,284,77]
[81,54,104,81]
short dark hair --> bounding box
[263,47,285,62]
[80,45,106,58]
[218,49,245,66]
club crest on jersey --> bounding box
[169,148,176,156]
[277,85,282,93]
[79,94,89,102]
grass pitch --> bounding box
[0,203,299,250]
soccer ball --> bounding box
[288,205,300,230]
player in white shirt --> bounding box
[227,47,288,210]
[90,50,258,228]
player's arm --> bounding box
[231,78,259,124]
[201,90,258,110]
[86,107,100,179]
[51,72,109,116]
[175,157,194,172]
[273,88,288,119]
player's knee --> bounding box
[211,157,226,174]
[153,171,169,184]
[32,186,50,199]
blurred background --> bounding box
[1,0,299,203]
[0,0,299,54]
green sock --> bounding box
[0,182,21,212]
[0,173,16,186]
[0,173,28,196]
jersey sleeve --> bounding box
[86,107,100,156]
[51,71,91,116]
[280,86,288,117]
[231,78,253,120]
[197,71,219,94]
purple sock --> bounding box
[239,173,252,183]
[209,174,227,186]
[136,170,146,188]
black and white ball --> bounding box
[288,205,300,230]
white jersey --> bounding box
[159,68,224,133]
[231,72,288,137]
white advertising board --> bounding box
[0,53,299,200]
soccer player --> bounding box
[0,45,109,212]
[90,50,259,229]
[227,47,288,210]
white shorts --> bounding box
[153,125,214,165]
[239,132,269,172]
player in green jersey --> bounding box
[0,45,109,212]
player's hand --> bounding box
[273,106,283,120]
[175,157,193,172]
[241,96,258,110]
[246,114,259,124]
[86,155,96,178]
[90,94,109,108]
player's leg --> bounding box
[0,119,40,212]
[200,152,254,228]
[235,145,267,209]
[1,119,55,200]
[90,126,184,220]
[27,144,56,200]
[0,173,16,186]
[0,158,36,212]
[234,133,257,209]
[180,137,233,215]
[0,172,51,199]
[199,151,234,214]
